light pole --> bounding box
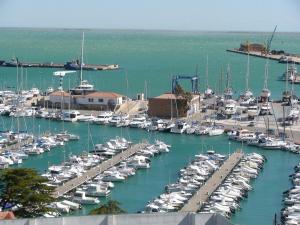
[228,141,231,156]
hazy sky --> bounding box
[0,0,300,32]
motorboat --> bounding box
[81,183,111,197]
[129,114,147,128]
[93,111,113,125]
[72,191,100,205]
[76,114,95,122]
[170,120,190,134]
[224,101,237,116]
[247,105,259,118]
[208,127,224,136]
[259,102,271,115]
[62,110,81,122]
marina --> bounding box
[0,29,299,225]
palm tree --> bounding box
[89,200,126,215]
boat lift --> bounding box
[53,70,76,91]
[171,75,199,94]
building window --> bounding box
[98,98,104,103]
[88,98,94,102]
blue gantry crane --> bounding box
[171,75,199,94]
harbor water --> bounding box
[1,29,300,225]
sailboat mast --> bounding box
[206,55,209,89]
[226,64,231,90]
[264,59,269,89]
[285,61,289,93]
[80,32,84,84]
[246,53,250,91]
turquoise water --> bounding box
[1,29,300,225]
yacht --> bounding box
[81,184,110,197]
[170,120,190,134]
[93,111,113,125]
[247,105,259,118]
[127,155,150,169]
[208,127,224,136]
[72,191,100,205]
[288,106,299,120]
[259,102,271,115]
[62,111,81,122]
[76,114,95,122]
[129,114,147,128]
[224,101,237,116]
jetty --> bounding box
[180,151,244,212]
[0,61,119,71]
[53,142,148,198]
[226,49,300,65]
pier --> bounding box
[180,151,244,212]
[0,62,119,71]
[53,142,148,198]
[226,49,300,64]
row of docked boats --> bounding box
[227,129,300,153]
[199,153,265,218]
[281,162,300,225]
[43,138,171,215]
[0,130,78,169]
[42,136,132,187]
[144,151,226,213]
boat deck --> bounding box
[53,142,148,198]
[180,151,244,212]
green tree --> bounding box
[0,168,55,218]
[89,200,126,215]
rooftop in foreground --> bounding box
[0,212,233,225]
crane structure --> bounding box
[171,75,199,94]
[266,25,277,53]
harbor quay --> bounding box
[180,152,244,212]
[53,142,148,198]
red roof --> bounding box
[82,92,122,98]
[0,211,15,220]
[49,91,71,97]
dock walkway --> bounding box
[53,142,148,198]
[180,151,244,212]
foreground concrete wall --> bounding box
[0,213,233,225]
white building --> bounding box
[48,91,123,111]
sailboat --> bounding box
[70,32,94,95]
[287,76,299,121]
[240,54,255,106]
[223,64,237,117]
[204,56,214,98]
[259,60,271,116]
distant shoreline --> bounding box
[0,26,299,34]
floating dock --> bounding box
[0,62,119,71]
[226,49,300,65]
[180,151,244,212]
[53,142,148,198]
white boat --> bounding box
[93,111,113,125]
[247,105,259,117]
[288,107,299,120]
[224,102,237,116]
[208,127,224,136]
[129,114,147,128]
[170,121,190,134]
[82,184,110,197]
[76,114,95,122]
[259,102,271,115]
[127,155,150,169]
[62,110,81,122]
[72,191,100,205]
